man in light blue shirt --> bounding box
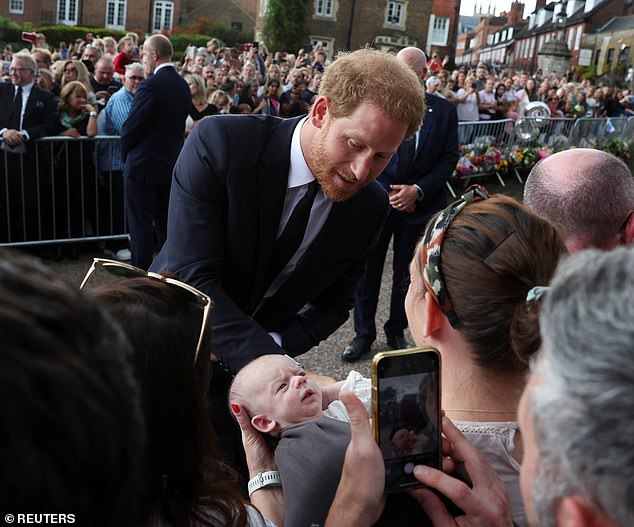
[97,62,144,257]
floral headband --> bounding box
[421,184,490,328]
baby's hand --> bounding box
[318,378,345,409]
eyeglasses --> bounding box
[9,67,30,73]
[80,258,212,364]
[64,68,77,73]
[127,76,144,81]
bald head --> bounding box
[142,34,173,75]
[145,34,173,61]
[524,148,634,251]
[396,47,427,83]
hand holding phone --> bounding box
[372,348,441,492]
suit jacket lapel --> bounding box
[248,116,304,310]
[416,94,435,158]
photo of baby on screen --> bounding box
[378,371,439,460]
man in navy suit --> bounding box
[0,53,56,242]
[151,49,425,475]
[121,34,189,269]
[343,47,459,361]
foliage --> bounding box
[36,25,128,48]
[576,65,596,81]
[0,16,24,47]
[172,16,253,48]
[262,0,308,53]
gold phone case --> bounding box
[371,347,442,491]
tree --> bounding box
[262,0,308,54]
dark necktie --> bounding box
[267,179,320,285]
[8,86,23,131]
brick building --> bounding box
[426,0,461,62]
[3,0,256,36]
[255,0,432,58]
[512,0,634,73]
[455,10,509,65]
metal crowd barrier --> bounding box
[568,117,633,148]
[452,116,634,196]
[449,119,516,197]
[1,135,127,247]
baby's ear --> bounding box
[251,414,277,434]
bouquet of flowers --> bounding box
[454,144,507,179]
[509,147,552,170]
[602,138,631,162]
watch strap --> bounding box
[247,470,282,497]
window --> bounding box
[57,0,78,25]
[152,1,173,32]
[231,21,242,32]
[428,15,449,46]
[9,0,24,14]
[386,1,405,26]
[106,0,126,30]
[315,0,333,17]
[567,27,575,49]
[574,27,582,50]
[606,48,615,67]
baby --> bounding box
[229,354,369,527]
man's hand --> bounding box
[95,90,110,101]
[2,129,25,146]
[325,391,385,527]
[409,417,514,527]
[389,184,419,213]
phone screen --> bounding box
[373,349,441,492]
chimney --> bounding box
[535,0,547,9]
[509,1,525,24]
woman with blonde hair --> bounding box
[51,81,98,238]
[208,89,230,113]
[185,74,218,135]
[61,59,96,103]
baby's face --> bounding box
[251,355,323,431]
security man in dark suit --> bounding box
[343,47,459,361]
[0,52,56,242]
[121,34,190,270]
[151,49,426,476]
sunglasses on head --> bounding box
[80,258,212,364]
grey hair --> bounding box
[426,76,441,90]
[125,62,144,74]
[524,149,634,248]
[532,247,634,527]
[12,53,37,72]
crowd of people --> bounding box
[1,30,634,527]
[425,59,634,121]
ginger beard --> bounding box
[309,118,368,202]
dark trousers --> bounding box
[353,210,425,339]
[124,177,170,270]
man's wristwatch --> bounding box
[247,470,282,497]
[89,111,97,117]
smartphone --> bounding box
[372,348,441,492]
[21,32,37,44]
